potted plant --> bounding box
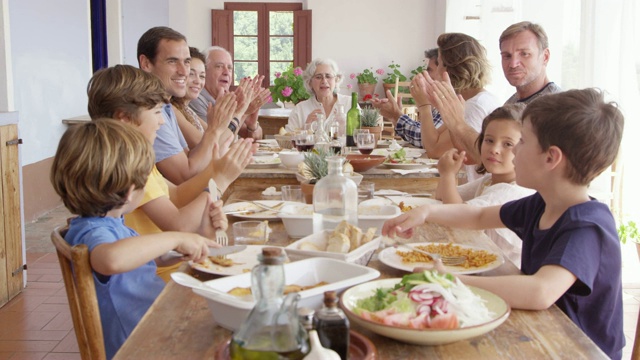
[297,148,355,203]
[270,65,310,106]
[618,219,640,260]
[381,61,407,96]
[360,108,383,143]
[350,68,384,101]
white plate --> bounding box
[254,151,276,156]
[374,189,408,196]
[189,245,275,276]
[223,200,289,220]
[377,139,408,148]
[378,242,504,275]
[246,162,282,169]
[340,278,510,345]
[382,162,430,169]
[361,197,441,209]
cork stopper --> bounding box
[259,247,284,265]
[323,291,338,308]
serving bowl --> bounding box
[340,278,510,346]
[285,230,381,265]
[278,150,305,169]
[192,257,380,331]
[345,154,386,173]
[278,203,400,238]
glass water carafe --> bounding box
[312,157,358,233]
[231,247,309,359]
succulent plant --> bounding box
[298,148,353,183]
[361,108,381,127]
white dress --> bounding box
[462,91,501,182]
[287,93,352,131]
[458,173,535,268]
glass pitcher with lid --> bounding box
[230,247,309,359]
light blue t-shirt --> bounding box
[153,103,188,162]
[65,216,165,359]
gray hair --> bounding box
[302,58,343,95]
[202,46,232,66]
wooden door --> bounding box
[0,124,23,307]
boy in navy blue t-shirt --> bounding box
[383,88,625,359]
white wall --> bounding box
[156,0,442,97]
[8,0,92,166]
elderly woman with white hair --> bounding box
[286,58,352,131]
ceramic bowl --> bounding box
[340,278,511,346]
[278,150,305,169]
[345,154,386,173]
[193,258,380,331]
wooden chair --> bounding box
[632,307,640,360]
[51,226,106,360]
[393,78,418,120]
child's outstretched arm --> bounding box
[435,148,466,203]
[458,265,577,310]
[382,203,504,239]
[89,231,218,275]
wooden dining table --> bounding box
[114,186,608,359]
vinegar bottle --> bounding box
[345,92,360,147]
[313,291,350,360]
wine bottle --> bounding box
[345,92,360,147]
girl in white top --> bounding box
[435,105,534,267]
[287,58,352,131]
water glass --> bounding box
[233,221,269,245]
[357,181,375,203]
[281,185,304,203]
[356,133,376,155]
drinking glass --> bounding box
[357,181,375,203]
[281,185,304,203]
[233,221,269,245]
[356,133,376,155]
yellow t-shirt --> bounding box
[124,166,180,281]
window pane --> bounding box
[234,11,257,35]
[234,62,258,84]
[270,37,293,61]
[270,11,293,35]
[269,62,293,85]
[234,37,257,61]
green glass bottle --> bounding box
[346,92,360,147]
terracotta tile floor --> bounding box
[1,204,638,359]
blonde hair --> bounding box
[437,33,491,92]
[50,119,154,217]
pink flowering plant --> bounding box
[350,68,383,85]
[270,66,310,104]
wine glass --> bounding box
[355,133,376,155]
[294,133,315,152]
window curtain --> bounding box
[90,0,108,72]
[579,0,640,218]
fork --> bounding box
[387,237,466,266]
[209,179,229,253]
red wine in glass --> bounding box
[297,144,315,152]
[358,147,374,155]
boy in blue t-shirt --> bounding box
[50,119,222,359]
[382,88,625,359]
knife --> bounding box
[163,245,247,260]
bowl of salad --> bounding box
[339,271,510,345]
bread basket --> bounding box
[274,134,294,149]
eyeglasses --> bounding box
[312,73,336,81]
